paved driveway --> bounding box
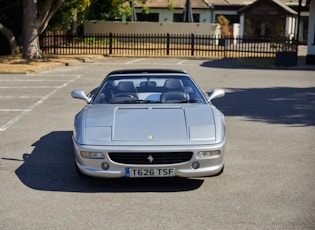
[0,58,314,229]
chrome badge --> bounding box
[147,155,154,163]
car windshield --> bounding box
[92,74,207,104]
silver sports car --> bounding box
[71,69,226,178]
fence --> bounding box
[40,32,297,58]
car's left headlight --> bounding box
[80,151,105,159]
[197,150,221,159]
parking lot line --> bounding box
[0,96,43,99]
[0,79,67,82]
[176,60,187,65]
[0,75,81,132]
[0,109,29,112]
[0,86,60,89]
[126,58,144,64]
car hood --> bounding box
[77,104,216,145]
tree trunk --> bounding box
[71,12,77,36]
[22,0,42,59]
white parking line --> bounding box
[0,86,60,89]
[0,79,67,82]
[0,96,43,99]
[126,58,143,64]
[176,60,187,65]
[0,75,81,132]
[0,109,29,112]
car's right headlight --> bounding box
[196,150,221,159]
[80,151,105,159]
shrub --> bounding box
[216,15,231,37]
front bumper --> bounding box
[73,137,226,178]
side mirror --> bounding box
[71,90,91,103]
[207,88,225,102]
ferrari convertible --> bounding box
[71,69,226,178]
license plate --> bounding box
[125,168,175,178]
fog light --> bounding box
[101,162,110,170]
[191,161,200,169]
[197,150,221,159]
[81,151,105,159]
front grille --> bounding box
[108,152,193,165]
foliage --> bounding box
[87,0,173,21]
[270,36,297,52]
[0,0,175,58]
[167,0,174,10]
[74,36,115,45]
[87,0,135,20]
[0,0,23,41]
[0,0,66,38]
[216,15,231,37]
[141,6,150,15]
[36,0,66,34]
[244,19,254,37]
[48,0,91,32]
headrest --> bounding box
[164,79,184,91]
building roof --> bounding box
[239,0,297,14]
[222,0,299,5]
[135,0,301,8]
[134,0,214,9]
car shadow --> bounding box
[14,131,204,192]
[211,87,315,126]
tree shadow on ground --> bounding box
[212,87,315,126]
[200,57,313,70]
[14,131,203,193]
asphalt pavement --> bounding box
[0,57,314,230]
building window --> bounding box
[137,13,159,22]
[173,13,200,22]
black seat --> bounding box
[111,81,138,103]
[117,81,137,92]
[160,79,189,103]
[163,79,184,91]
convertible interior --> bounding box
[94,77,203,104]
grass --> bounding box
[0,54,103,73]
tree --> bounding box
[49,0,91,34]
[87,0,173,21]
[22,0,65,59]
[88,0,144,21]
[6,0,173,59]
[0,0,23,44]
[22,0,40,59]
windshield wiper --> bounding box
[135,100,161,104]
[177,99,201,103]
[113,99,161,104]
[112,99,137,104]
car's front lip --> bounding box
[73,136,226,178]
[75,163,225,178]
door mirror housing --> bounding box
[71,90,91,103]
[207,88,225,102]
